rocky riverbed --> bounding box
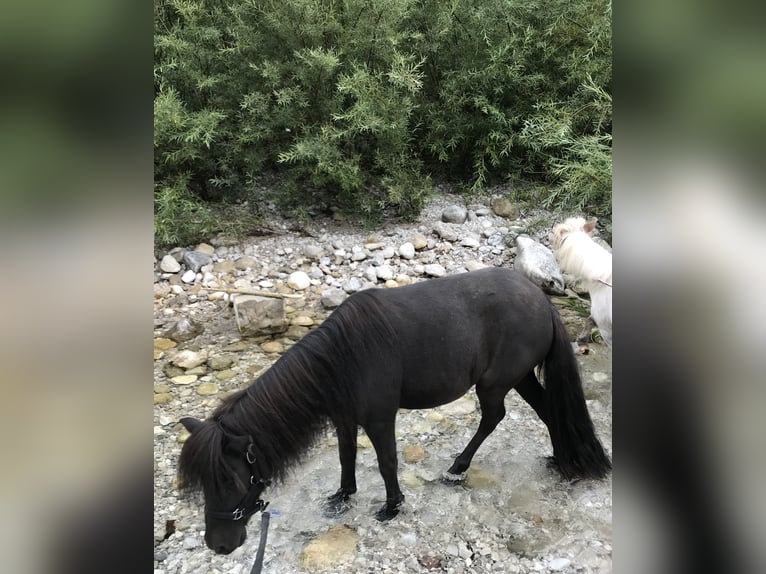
[153,193,612,574]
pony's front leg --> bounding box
[325,422,357,516]
[365,419,404,521]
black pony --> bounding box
[178,267,611,554]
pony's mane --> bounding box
[178,290,396,496]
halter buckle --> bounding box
[232,508,244,520]
[246,444,256,465]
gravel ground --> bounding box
[153,192,612,574]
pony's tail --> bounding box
[542,302,612,480]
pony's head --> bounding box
[177,417,270,554]
[549,217,597,250]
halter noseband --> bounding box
[206,441,271,521]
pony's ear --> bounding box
[180,417,204,433]
[583,219,598,234]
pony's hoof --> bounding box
[440,471,466,485]
[324,490,353,517]
[374,497,404,522]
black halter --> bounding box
[206,441,270,521]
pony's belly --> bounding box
[399,386,470,410]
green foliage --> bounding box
[154,174,217,248]
[154,0,611,245]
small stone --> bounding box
[154,393,172,405]
[170,375,198,385]
[441,205,468,223]
[195,243,215,255]
[171,349,208,369]
[304,244,324,259]
[207,354,236,371]
[183,537,202,549]
[376,265,394,281]
[409,234,428,250]
[321,288,347,308]
[181,270,196,284]
[213,260,235,273]
[196,382,219,396]
[433,222,459,242]
[549,558,571,571]
[291,315,314,326]
[160,254,181,273]
[343,277,362,293]
[261,341,285,353]
[235,256,257,270]
[154,338,177,352]
[398,242,415,259]
[424,264,446,277]
[287,271,311,290]
[351,250,367,262]
[441,396,476,415]
[403,444,425,463]
[395,274,412,286]
[357,435,372,449]
[464,260,489,272]
[460,237,481,248]
[403,471,424,489]
[490,197,520,219]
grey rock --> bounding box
[321,288,347,309]
[207,354,236,371]
[424,263,446,277]
[343,277,362,293]
[441,205,468,223]
[303,244,324,259]
[160,254,181,273]
[364,267,378,283]
[433,221,460,242]
[490,197,520,219]
[514,236,565,295]
[183,251,213,273]
[163,316,203,342]
[233,295,288,336]
[235,255,257,270]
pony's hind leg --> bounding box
[515,372,563,471]
[445,378,510,479]
[514,372,548,425]
[325,422,358,516]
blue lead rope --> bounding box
[249,511,271,574]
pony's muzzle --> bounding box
[205,526,246,554]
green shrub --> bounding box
[154,0,611,245]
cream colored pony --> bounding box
[550,217,612,346]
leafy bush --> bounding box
[154,0,611,245]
